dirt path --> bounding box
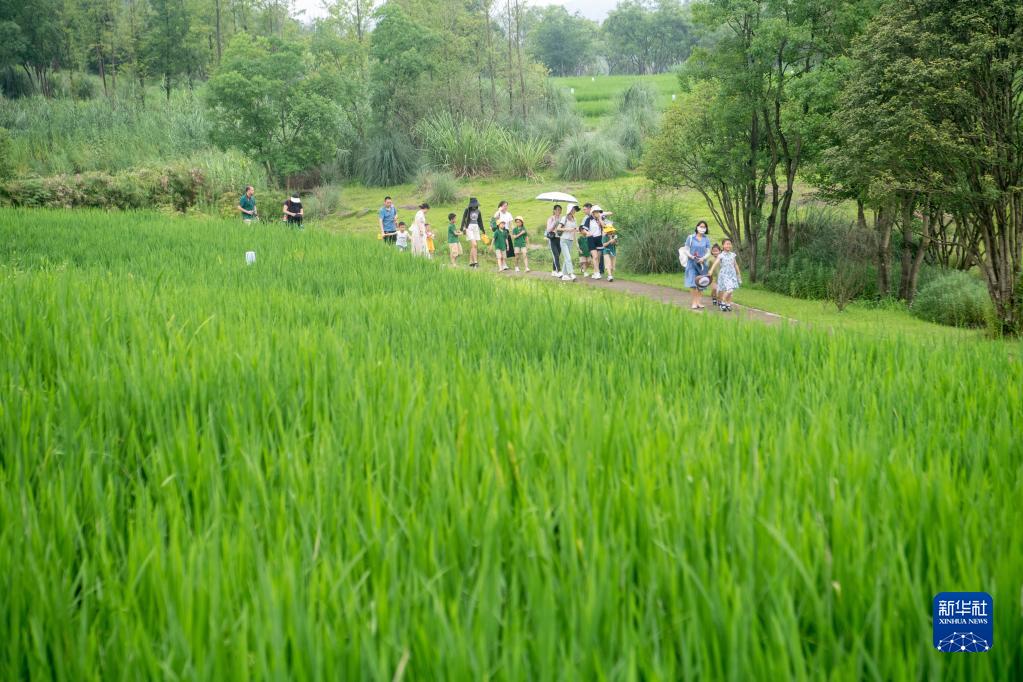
[500,268,794,326]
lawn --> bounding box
[2,208,1020,680]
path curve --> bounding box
[500,268,795,326]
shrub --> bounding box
[609,118,646,169]
[616,82,658,115]
[416,170,459,205]
[358,130,418,186]
[0,127,13,182]
[556,133,626,181]
[415,113,507,177]
[305,185,343,219]
[526,112,582,146]
[1,68,34,98]
[498,135,551,179]
[911,270,990,328]
[611,191,687,274]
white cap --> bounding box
[290,196,301,202]
[591,205,603,213]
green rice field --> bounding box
[551,73,679,123]
[2,209,1021,680]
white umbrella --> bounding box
[535,191,578,204]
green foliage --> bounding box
[498,135,551,179]
[911,270,991,328]
[525,6,599,77]
[0,149,268,211]
[557,133,626,181]
[415,113,505,177]
[611,191,687,274]
[3,209,1021,678]
[602,0,695,75]
[206,34,348,183]
[304,184,343,219]
[0,126,13,182]
[358,128,418,186]
[0,92,209,175]
[416,170,459,205]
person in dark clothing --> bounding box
[282,195,303,228]
[460,197,486,267]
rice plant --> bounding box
[1,208,1020,681]
[556,132,627,181]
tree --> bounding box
[826,0,1023,329]
[206,34,348,182]
[602,0,695,75]
[525,6,596,77]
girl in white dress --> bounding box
[411,203,429,256]
[708,238,742,312]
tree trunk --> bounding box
[906,201,932,304]
[875,205,893,297]
[898,193,916,300]
[215,0,223,63]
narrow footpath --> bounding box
[499,268,794,326]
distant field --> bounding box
[551,73,679,124]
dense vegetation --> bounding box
[2,209,1021,679]
[646,0,1023,333]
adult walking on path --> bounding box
[460,197,485,268]
[411,203,430,256]
[545,205,563,276]
[585,205,606,279]
[238,185,257,223]
[558,205,578,281]
[683,220,712,309]
[379,196,398,244]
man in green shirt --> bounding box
[238,185,257,223]
[446,212,463,266]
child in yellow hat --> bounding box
[602,221,618,282]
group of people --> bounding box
[680,220,743,312]
[240,186,741,311]
[380,196,621,282]
[237,186,304,226]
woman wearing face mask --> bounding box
[684,220,712,309]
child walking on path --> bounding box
[708,239,742,312]
[492,221,510,271]
[511,217,530,272]
[708,243,721,305]
[447,213,463,266]
[602,222,618,282]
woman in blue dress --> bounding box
[684,221,712,309]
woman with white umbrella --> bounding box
[558,205,578,281]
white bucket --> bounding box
[245,251,256,265]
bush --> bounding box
[1,68,34,98]
[611,191,687,274]
[416,170,459,205]
[304,185,343,219]
[415,113,505,177]
[609,118,646,169]
[525,112,582,146]
[911,270,991,328]
[616,82,658,115]
[556,133,626,181]
[498,135,551,179]
[358,130,418,186]
[0,127,13,182]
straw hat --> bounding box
[514,216,525,224]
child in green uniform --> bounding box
[492,221,509,271]
[447,213,463,266]
[602,223,619,282]
[511,216,530,272]
[578,230,590,276]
